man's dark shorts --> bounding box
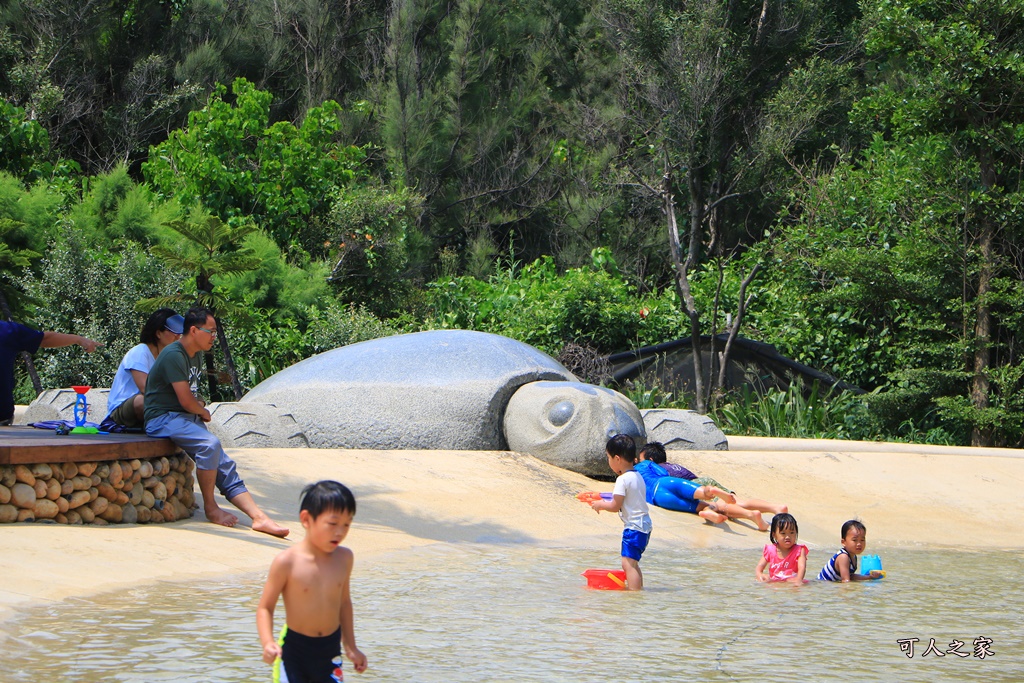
[107,397,144,429]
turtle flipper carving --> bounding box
[207,403,310,448]
[641,408,728,451]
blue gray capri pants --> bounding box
[145,412,247,499]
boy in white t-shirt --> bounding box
[590,434,653,590]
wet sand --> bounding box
[2,437,1023,631]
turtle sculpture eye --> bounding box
[548,400,575,427]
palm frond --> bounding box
[151,244,207,272]
[163,218,215,248]
[136,294,192,312]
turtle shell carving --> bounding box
[240,329,647,475]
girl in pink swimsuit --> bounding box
[755,513,808,583]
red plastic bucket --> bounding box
[582,569,627,590]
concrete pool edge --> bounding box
[728,435,1024,458]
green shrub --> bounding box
[227,303,400,390]
[318,184,426,316]
[619,378,691,410]
[220,231,332,324]
[66,167,181,248]
[714,380,870,440]
[0,101,51,181]
[425,251,687,355]
[0,172,65,253]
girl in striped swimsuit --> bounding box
[818,519,883,581]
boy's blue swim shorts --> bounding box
[621,529,651,561]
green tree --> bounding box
[750,136,977,442]
[19,227,182,394]
[218,230,332,324]
[68,165,181,246]
[0,171,65,257]
[0,216,42,393]
[141,211,262,400]
[1,0,200,171]
[243,0,389,115]
[0,216,39,316]
[0,100,50,180]
[228,302,400,388]
[319,183,425,315]
[379,0,580,262]
[602,0,860,411]
[841,0,1024,446]
[143,78,366,256]
[426,251,686,356]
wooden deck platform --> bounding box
[0,425,178,465]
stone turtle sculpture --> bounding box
[240,329,645,476]
[18,332,728,476]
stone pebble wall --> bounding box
[0,454,195,524]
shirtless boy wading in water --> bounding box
[258,481,367,682]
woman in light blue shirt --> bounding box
[101,309,183,430]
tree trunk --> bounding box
[717,263,762,392]
[706,261,725,408]
[970,153,996,447]
[215,314,245,401]
[194,276,222,402]
[0,290,42,394]
[667,163,705,414]
[203,350,220,403]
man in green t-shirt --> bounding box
[144,307,288,537]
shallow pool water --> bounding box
[4,545,1022,682]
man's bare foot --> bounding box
[253,515,290,538]
[205,506,239,527]
[754,514,769,531]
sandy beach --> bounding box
[2,435,1023,634]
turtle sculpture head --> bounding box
[504,381,645,477]
[240,329,645,475]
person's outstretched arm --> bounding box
[40,331,102,353]
[850,569,883,581]
[837,554,880,581]
[591,493,624,513]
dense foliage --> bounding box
[143,79,367,256]
[425,249,685,356]
[2,0,1022,446]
